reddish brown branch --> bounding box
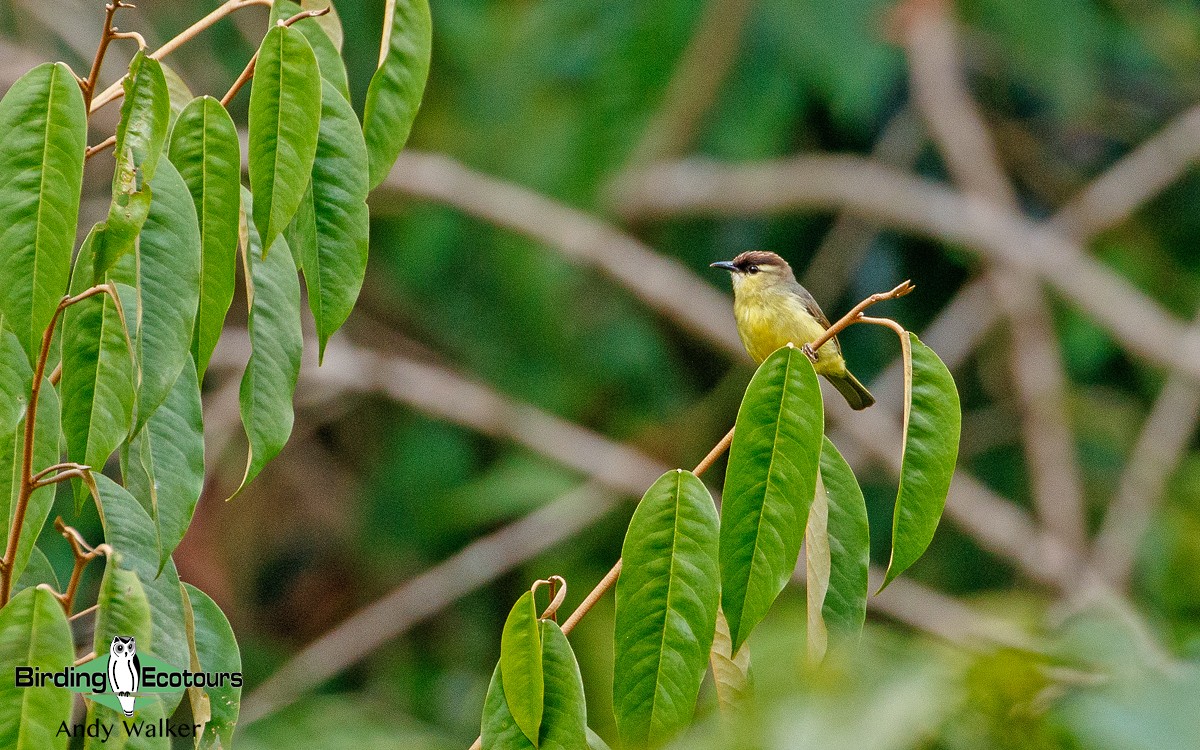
[53,518,110,615]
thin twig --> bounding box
[81,1,132,109]
[89,0,275,114]
[0,285,115,605]
[219,8,331,107]
[85,134,117,161]
[54,519,110,615]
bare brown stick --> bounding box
[0,284,115,606]
[805,280,915,354]
[81,1,132,109]
[85,135,117,161]
[89,0,275,114]
[219,8,331,107]
[54,519,110,615]
[30,462,90,485]
[899,0,1087,552]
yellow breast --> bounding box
[733,291,843,372]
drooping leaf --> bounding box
[500,590,543,745]
[302,81,370,360]
[231,189,302,498]
[270,0,351,100]
[112,158,202,429]
[819,437,869,642]
[0,327,27,435]
[183,583,241,750]
[805,477,830,663]
[0,62,86,363]
[537,622,588,750]
[92,474,191,703]
[93,50,171,276]
[363,0,432,189]
[159,61,194,131]
[710,609,751,713]
[0,376,61,587]
[247,24,321,252]
[719,345,824,652]
[0,586,75,750]
[13,546,59,594]
[482,621,587,750]
[881,333,961,589]
[62,233,135,488]
[613,469,719,749]
[168,96,241,383]
[93,555,153,652]
[122,356,204,573]
[284,182,315,271]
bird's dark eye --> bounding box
[747,265,760,274]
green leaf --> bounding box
[283,182,315,272]
[613,469,719,749]
[302,81,370,360]
[92,475,191,689]
[537,622,588,750]
[482,621,587,750]
[168,96,241,383]
[183,583,241,750]
[0,586,75,750]
[500,590,543,745]
[114,157,202,429]
[93,555,153,652]
[270,0,352,100]
[0,327,28,435]
[719,345,824,652]
[232,189,302,497]
[709,608,751,712]
[13,546,59,595]
[159,61,194,131]
[93,50,171,276]
[122,356,204,574]
[0,62,87,363]
[363,0,432,189]
[881,333,961,590]
[819,437,869,642]
[805,477,830,663]
[248,24,322,252]
[62,234,136,484]
[0,376,61,587]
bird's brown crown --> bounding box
[731,250,791,272]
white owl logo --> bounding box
[107,636,141,717]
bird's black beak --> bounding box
[710,260,738,273]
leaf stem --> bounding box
[219,8,332,107]
[53,518,111,615]
[0,285,116,606]
[81,1,134,110]
[89,0,275,114]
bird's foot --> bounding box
[801,343,819,363]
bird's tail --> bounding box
[826,370,875,410]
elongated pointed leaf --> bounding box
[248,25,321,251]
[881,334,961,589]
[613,469,719,749]
[123,356,204,573]
[303,81,370,360]
[0,586,75,750]
[113,158,202,429]
[92,474,190,697]
[168,96,241,382]
[500,590,543,745]
[710,609,750,712]
[94,555,153,651]
[0,62,86,363]
[284,182,315,271]
[160,61,194,131]
[805,478,830,663]
[14,546,59,594]
[482,621,586,750]
[363,0,431,188]
[0,376,61,587]
[232,190,302,497]
[94,50,171,276]
[270,0,351,100]
[183,583,241,749]
[819,437,869,642]
[538,622,587,750]
[719,345,823,652]
[62,234,135,483]
[0,328,27,435]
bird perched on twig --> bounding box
[711,251,875,410]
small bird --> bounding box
[711,251,875,410]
